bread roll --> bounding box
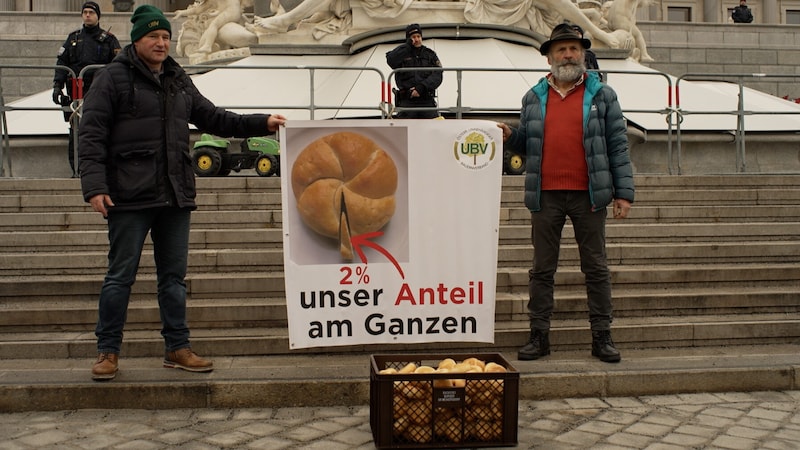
[437,358,456,370]
[393,416,409,435]
[462,357,486,370]
[398,363,417,374]
[436,416,463,443]
[399,382,427,399]
[404,424,432,443]
[291,132,398,259]
[484,362,507,373]
[407,399,432,425]
[414,365,436,374]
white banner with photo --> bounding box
[280,119,503,349]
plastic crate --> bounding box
[370,353,519,449]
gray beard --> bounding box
[551,61,586,84]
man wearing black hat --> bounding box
[52,2,121,178]
[386,23,443,119]
[498,23,634,364]
[732,0,754,23]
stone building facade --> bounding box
[2,0,800,24]
[2,12,799,102]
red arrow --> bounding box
[350,231,405,279]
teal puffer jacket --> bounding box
[506,72,634,212]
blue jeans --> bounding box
[96,207,192,354]
[528,191,613,331]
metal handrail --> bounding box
[389,67,674,172]
[1,64,76,175]
[4,63,800,177]
[675,73,800,174]
[184,64,389,119]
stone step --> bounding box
[1,343,799,412]
[1,222,798,253]
[1,287,795,332]
[2,264,799,301]
[2,174,798,195]
[1,240,798,276]
[0,174,797,413]
[501,188,800,206]
[0,210,284,231]
[502,204,800,225]
[2,204,800,233]
[0,192,285,213]
[0,313,797,360]
[5,186,800,213]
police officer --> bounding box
[386,24,443,119]
[732,0,754,23]
[52,1,121,177]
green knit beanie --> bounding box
[130,5,171,43]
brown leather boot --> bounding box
[91,352,119,381]
[163,348,213,372]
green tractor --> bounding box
[503,149,525,175]
[191,133,281,177]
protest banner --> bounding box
[280,119,503,349]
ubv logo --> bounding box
[453,128,496,171]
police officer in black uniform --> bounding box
[732,0,754,23]
[386,24,443,119]
[52,1,121,177]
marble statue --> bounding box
[174,0,259,63]
[577,0,610,33]
[175,0,653,64]
[248,0,352,39]
[463,0,627,50]
[605,0,654,62]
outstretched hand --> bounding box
[267,114,287,132]
[497,122,511,142]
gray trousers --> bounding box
[527,190,613,331]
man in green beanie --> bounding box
[78,5,287,381]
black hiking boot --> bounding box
[518,329,550,361]
[591,330,621,363]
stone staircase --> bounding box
[0,174,799,412]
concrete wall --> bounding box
[638,22,800,100]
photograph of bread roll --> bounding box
[291,131,399,260]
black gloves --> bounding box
[52,87,64,106]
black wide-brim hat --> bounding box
[540,23,591,56]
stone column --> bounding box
[31,0,67,11]
[703,0,720,22]
[762,0,779,24]
[3,0,22,11]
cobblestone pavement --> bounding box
[1,391,798,449]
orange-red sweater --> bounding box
[541,84,589,191]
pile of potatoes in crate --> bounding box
[379,357,508,444]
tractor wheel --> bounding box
[192,147,222,177]
[503,150,525,175]
[255,154,279,177]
